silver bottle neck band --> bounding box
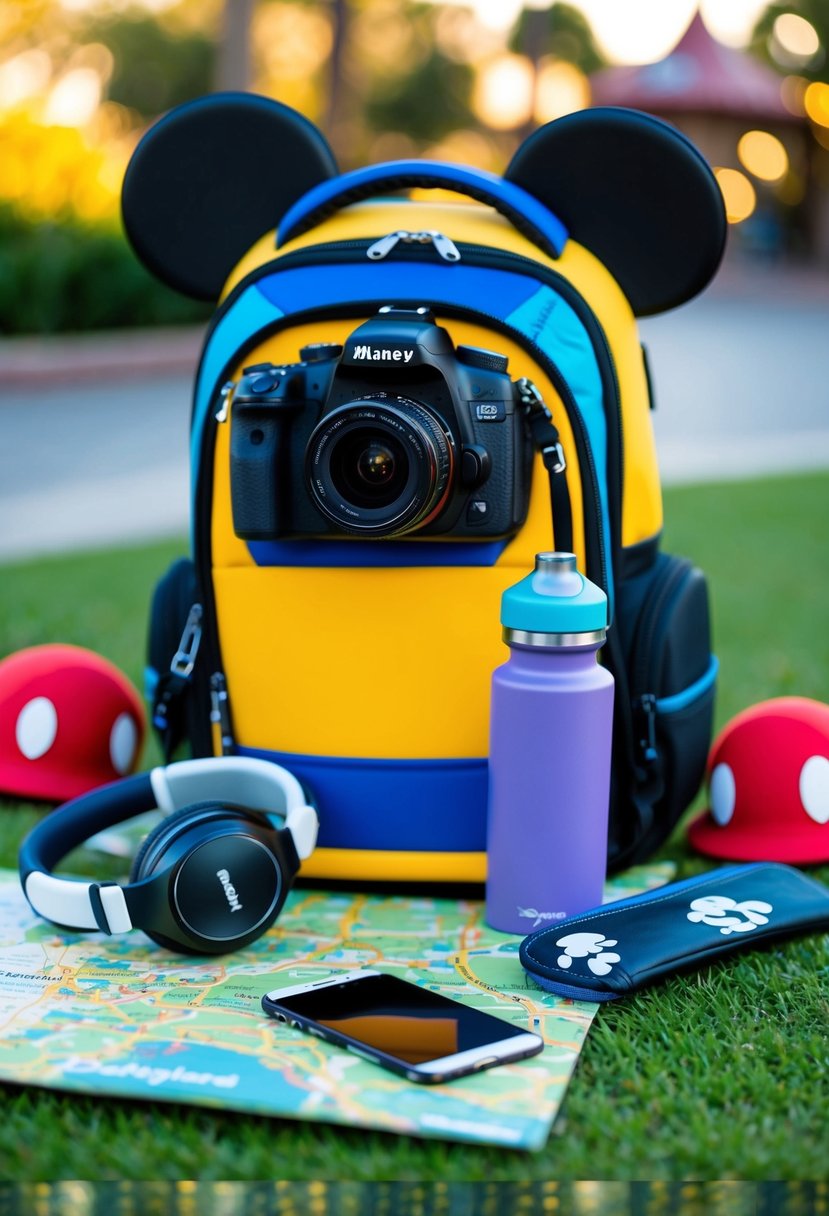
[503,627,607,648]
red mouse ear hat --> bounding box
[687,697,829,865]
[0,644,145,803]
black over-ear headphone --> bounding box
[19,757,318,955]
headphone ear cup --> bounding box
[129,801,230,883]
[128,801,290,955]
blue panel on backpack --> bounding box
[247,538,510,568]
[236,746,488,852]
[255,260,538,320]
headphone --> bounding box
[19,757,318,955]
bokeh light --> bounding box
[0,50,53,109]
[771,13,820,67]
[43,67,102,127]
[472,53,535,130]
[570,0,696,65]
[780,75,809,118]
[714,167,757,224]
[700,0,770,48]
[804,81,829,128]
[534,59,590,124]
[737,130,789,183]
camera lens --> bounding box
[330,432,405,508]
[306,397,454,537]
[326,429,410,511]
[358,443,396,486]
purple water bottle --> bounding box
[485,552,615,935]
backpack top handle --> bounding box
[276,160,569,260]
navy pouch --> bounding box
[519,864,829,1001]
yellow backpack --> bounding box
[130,94,726,884]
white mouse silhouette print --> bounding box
[686,894,773,935]
[556,931,621,976]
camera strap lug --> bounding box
[215,380,236,423]
[517,378,566,471]
[517,377,573,550]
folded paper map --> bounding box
[0,864,673,1151]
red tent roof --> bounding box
[591,10,796,122]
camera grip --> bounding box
[230,407,283,539]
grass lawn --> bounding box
[0,471,827,1182]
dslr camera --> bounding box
[229,307,535,541]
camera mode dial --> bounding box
[457,345,509,374]
[300,342,343,364]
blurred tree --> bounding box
[510,3,605,75]
[325,0,350,143]
[364,47,473,142]
[361,2,474,146]
[78,11,215,119]
[217,0,255,91]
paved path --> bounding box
[641,263,829,484]
[1,262,828,562]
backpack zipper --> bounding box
[190,236,625,743]
[206,234,622,537]
[629,557,692,766]
[367,230,462,262]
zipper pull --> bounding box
[367,230,462,262]
[215,380,235,423]
[170,604,203,678]
[210,672,234,756]
[367,231,409,260]
[635,693,659,765]
[426,230,461,262]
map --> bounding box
[0,864,673,1151]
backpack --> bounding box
[126,93,726,885]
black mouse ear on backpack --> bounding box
[506,107,727,317]
[121,92,338,301]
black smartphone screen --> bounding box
[272,973,529,1065]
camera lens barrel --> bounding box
[306,397,454,537]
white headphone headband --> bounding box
[21,756,318,938]
[149,757,317,860]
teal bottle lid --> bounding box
[501,552,607,642]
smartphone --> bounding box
[262,968,544,1084]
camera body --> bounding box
[229,308,534,541]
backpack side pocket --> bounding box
[611,550,717,866]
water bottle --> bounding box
[485,552,615,935]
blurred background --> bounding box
[3,0,829,336]
[2,0,829,560]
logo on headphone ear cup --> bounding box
[130,801,287,953]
